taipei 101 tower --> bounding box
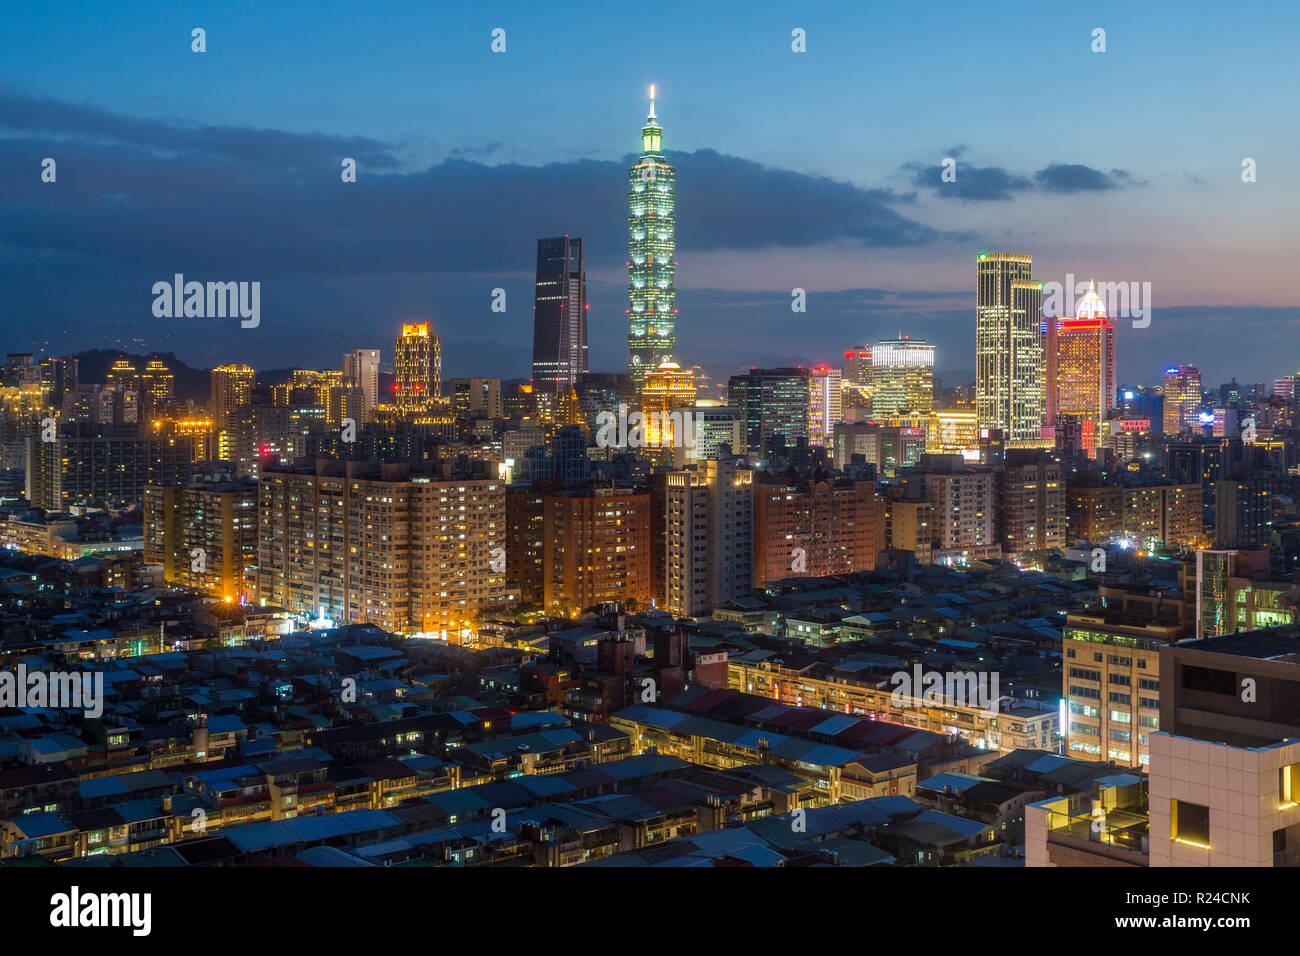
[626,85,677,391]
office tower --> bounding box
[257,459,512,633]
[727,368,811,456]
[138,357,174,424]
[639,360,696,449]
[449,378,503,420]
[976,253,1043,443]
[525,424,588,488]
[39,356,78,404]
[532,236,588,392]
[1273,374,1297,402]
[143,479,258,599]
[998,450,1065,556]
[665,459,753,617]
[871,337,934,414]
[843,346,873,388]
[543,487,653,611]
[210,364,256,432]
[675,405,743,461]
[1062,598,1189,767]
[751,478,879,585]
[1162,364,1202,435]
[1044,280,1115,431]
[627,86,677,389]
[807,365,841,448]
[832,421,926,476]
[1214,477,1272,549]
[342,349,380,421]
[395,321,442,413]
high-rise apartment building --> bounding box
[26,430,197,510]
[998,450,1065,556]
[257,459,513,634]
[627,87,677,389]
[342,349,380,422]
[395,321,442,414]
[210,364,256,432]
[918,460,999,563]
[1066,481,1203,550]
[665,459,753,617]
[138,358,174,424]
[106,358,138,393]
[143,480,258,599]
[543,487,653,612]
[976,253,1043,443]
[752,478,879,585]
[532,236,588,392]
[1162,364,1202,435]
[39,356,78,405]
[1214,477,1272,549]
[871,337,934,414]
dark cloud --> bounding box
[0,89,946,285]
[904,154,1143,201]
[1034,163,1143,193]
[903,160,1033,201]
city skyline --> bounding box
[4,2,1300,386]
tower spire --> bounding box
[648,83,656,120]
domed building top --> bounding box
[1075,277,1107,318]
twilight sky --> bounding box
[2,0,1299,389]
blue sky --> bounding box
[2,0,1299,386]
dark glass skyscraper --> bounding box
[531,236,588,392]
[627,85,677,390]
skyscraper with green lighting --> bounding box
[627,85,676,390]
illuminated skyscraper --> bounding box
[395,321,441,414]
[976,253,1043,443]
[1163,364,1202,435]
[872,336,934,414]
[807,365,842,448]
[107,358,138,392]
[641,360,696,448]
[844,346,873,388]
[343,349,380,421]
[139,357,174,424]
[210,363,255,431]
[1043,279,1115,456]
[532,236,588,393]
[627,85,677,389]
